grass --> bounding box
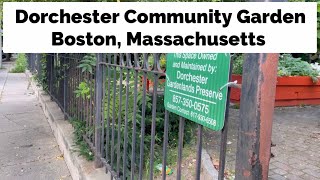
[10,54,27,73]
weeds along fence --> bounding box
[27,53,232,180]
[27,53,96,146]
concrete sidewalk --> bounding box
[0,62,71,180]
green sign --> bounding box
[164,53,230,131]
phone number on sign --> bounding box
[190,111,216,126]
[172,95,209,114]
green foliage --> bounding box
[147,54,167,69]
[103,63,196,178]
[74,54,96,102]
[138,0,223,1]
[78,53,96,74]
[10,54,27,73]
[74,81,91,99]
[72,55,95,160]
[232,54,319,82]
[278,54,319,82]
[70,118,94,161]
[231,54,243,75]
[34,54,48,91]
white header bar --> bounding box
[3,2,317,53]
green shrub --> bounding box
[10,54,27,73]
[74,81,91,99]
[33,54,48,91]
[70,118,94,161]
[232,53,319,82]
[232,54,244,75]
[78,53,96,74]
[278,54,319,82]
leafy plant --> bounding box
[103,59,196,178]
[10,54,27,73]
[232,53,319,82]
[70,118,94,161]
[232,54,244,75]
[34,54,49,91]
[278,54,319,82]
[147,54,167,69]
[160,54,166,69]
[78,53,96,74]
[74,81,91,99]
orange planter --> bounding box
[231,74,320,107]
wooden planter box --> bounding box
[231,74,320,107]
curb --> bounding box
[201,148,219,180]
[26,71,111,180]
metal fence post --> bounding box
[46,54,51,91]
[63,54,68,119]
[235,53,279,180]
[94,53,103,168]
[37,54,41,78]
[49,54,54,97]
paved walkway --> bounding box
[0,62,71,180]
[204,105,320,180]
[269,107,320,180]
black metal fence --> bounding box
[27,53,233,180]
[27,54,41,75]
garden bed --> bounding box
[230,75,320,107]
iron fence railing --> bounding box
[27,53,233,180]
[28,53,96,146]
[27,54,41,75]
